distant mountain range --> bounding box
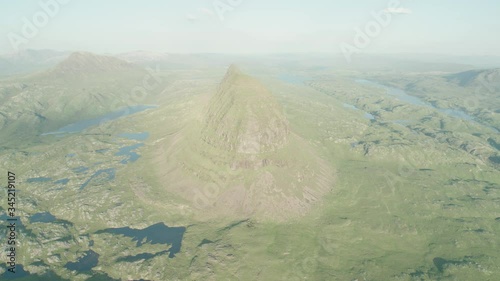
[0,49,70,76]
[446,68,500,90]
[51,52,136,75]
[5,49,500,76]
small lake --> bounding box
[30,212,57,223]
[0,215,24,228]
[80,168,116,190]
[64,250,99,272]
[54,178,70,185]
[357,79,428,107]
[42,105,157,136]
[342,103,375,120]
[26,177,52,183]
[96,223,186,258]
[115,143,144,164]
[73,166,89,174]
[490,156,500,164]
[488,138,500,151]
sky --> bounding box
[1,0,499,56]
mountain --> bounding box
[2,49,68,63]
[155,65,334,221]
[0,52,162,147]
[50,52,137,76]
[117,50,171,63]
[202,65,289,154]
[38,52,148,83]
[0,49,70,76]
[446,68,500,89]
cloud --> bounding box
[384,7,412,14]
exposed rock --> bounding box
[155,65,335,221]
[202,65,289,154]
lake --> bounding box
[73,166,89,174]
[342,103,375,120]
[27,177,52,183]
[54,178,70,185]
[96,222,186,258]
[115,143,145,164]
[42,105,157,136]
[356,79,498,132]
[30,212,57,223]
[1,264,30,279]
[64,250,99,272]
[80,168,116,190]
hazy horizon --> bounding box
[2,0,500,57]
[4,48,500,71]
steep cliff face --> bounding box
[202,65,289,154]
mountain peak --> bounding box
[157,65,333,221]
[226,64,242,75]
[51,52,135,75]
[202,65,289,154]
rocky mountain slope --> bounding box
[202,65,289,154]
[153,65,334,221]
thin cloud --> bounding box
[384,7,412,14]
